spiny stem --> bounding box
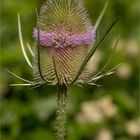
[56,85,67,140]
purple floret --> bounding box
[33,27,96,48]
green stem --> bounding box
[56,85,67,140]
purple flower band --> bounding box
[33,28,96,48]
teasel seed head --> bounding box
[33,0,96,86]
[9,1,118,88]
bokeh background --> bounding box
[0,0,139,140]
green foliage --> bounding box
[0,0,139,140]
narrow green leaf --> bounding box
[93,35,120,78]
[90,63,121,82]
[94,1,109,31]
[6,69,33,83]
[27,42,34,56]
[92,71,114,81]
[18,14,33,68]
[10,83,33,87]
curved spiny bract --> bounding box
[33,0,96,85]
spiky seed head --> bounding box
[33,0,96,85]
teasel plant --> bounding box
[7,0,120,139]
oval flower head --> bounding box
[33,0,96,86]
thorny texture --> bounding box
[33,0,96,86]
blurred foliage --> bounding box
[0,0,139,140]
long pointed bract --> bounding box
[93,36,120,78]
[6,69,33,83]
[90,63,121,82]
[18,14,33,68]
[27,42,34,56]
[10,83,33,87]
[71,18,119,84]
[94,1,109,31]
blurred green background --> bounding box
[0,0,139,140]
